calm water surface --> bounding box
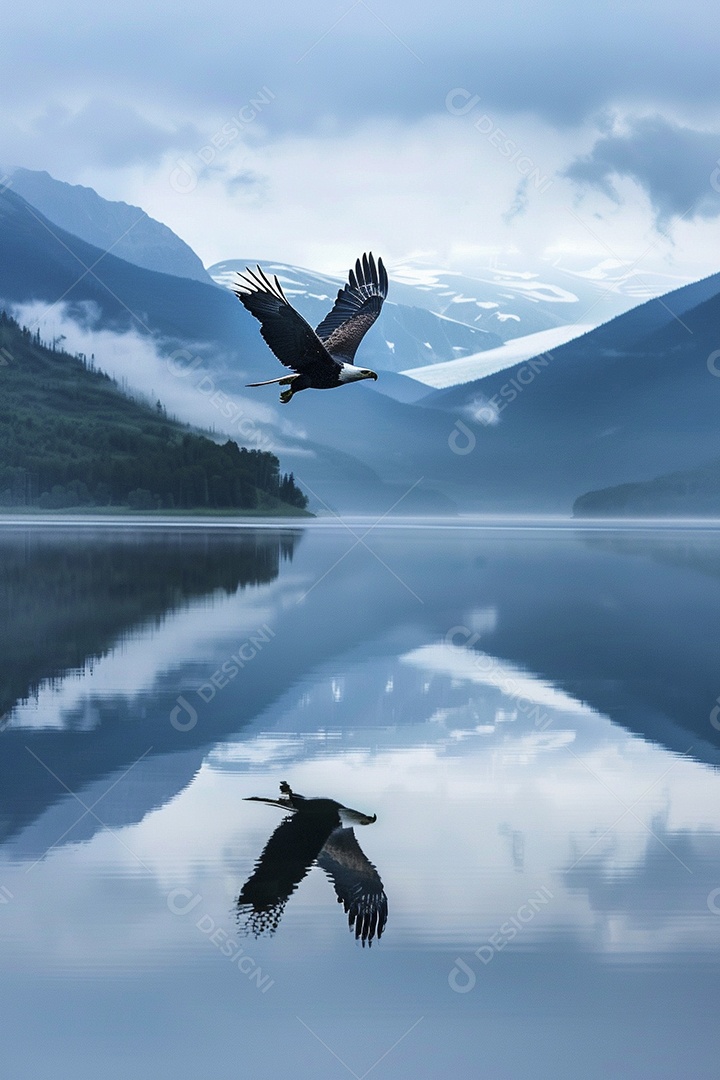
[1,521,720,1078]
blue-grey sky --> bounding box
[5,0,720,276]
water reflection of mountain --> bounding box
[582,530,720,584]
[472,533,720,765]
[259,531,720,769]
[0,527,299,843]
[4,527,720,857]
[235,529,720,770]
[0,527,298,718]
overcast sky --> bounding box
[5,0,720,277]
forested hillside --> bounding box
[0,311,308,513]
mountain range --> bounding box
[8,167,214,284]
[3,524,720,853]
[2,166,719,515]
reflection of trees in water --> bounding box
[0,527,300,846]
[0,528,300,719]
[582,531,720,583]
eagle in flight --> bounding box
[234,253,387,404]
[238,781,388,946]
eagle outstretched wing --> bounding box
[315,253,388,364]
[236,811,337,937]
[233,266,340,377]
[317,826,388,945]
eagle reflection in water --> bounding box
[237,781,388,946]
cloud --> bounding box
[5,0,720,287]
[9,300,285,453]
[564,116,720,228]
[4,0,720,135]
[5,99,203,172]
[223,170,269,200]
[503,177,531,224]
[135,113,576,271]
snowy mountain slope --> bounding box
[386,256,691,341]
[401,323,596,389]
[209,258,503,372]
[210,254,691,386]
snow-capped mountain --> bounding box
[209,258,503,374]
[210,254,692,391]
[401,323,596,389]
[385,255,692,341]
[3,169,715,517]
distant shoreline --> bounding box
[0,504,313,518]
[2,511,720,531]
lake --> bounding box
[1,519,719,1078]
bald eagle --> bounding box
[238,781,387,945]
[234,253,388,403]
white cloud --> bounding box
[10,300,298,454]
[59,107,720,289]
[2,2,720,297]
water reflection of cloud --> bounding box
[402,643,597,718]
[6,573,305,731]
[3,725,720,971]
[562,814,720,955]
[3,560,720,970]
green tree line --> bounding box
[0,310,308,512]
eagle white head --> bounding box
[338,363,378,384]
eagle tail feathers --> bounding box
[246,374,299,387]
